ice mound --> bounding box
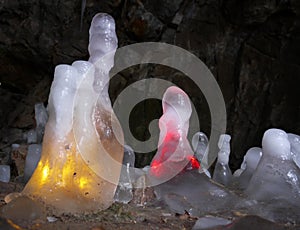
[149,86,195,183]
[245,129,300,205]
[21,13,124,214]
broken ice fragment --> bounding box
[192,216,232,230]
[114,145,135,204]
[24,144,42,182]
[0,165,10,182]
[149,86,194,182]
[212,134,232,186]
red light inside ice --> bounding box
[150,131,200,177]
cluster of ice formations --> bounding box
[3,12,299,225]
[18,13,124,214]
[146,87,300,225]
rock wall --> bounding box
[0,0,299,169]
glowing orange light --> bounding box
[42,164,49,182]
[79,177,88,189]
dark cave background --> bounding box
[0,0,299,171]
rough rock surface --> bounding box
[0,0,300,169]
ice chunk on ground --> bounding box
[114,145,135,204]
[154,171,242,216]
[212,134,232,186]
[0,165,10,182]
[192,216,232,230]
[24,144,42,182]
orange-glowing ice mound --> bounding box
[21,13,124,214]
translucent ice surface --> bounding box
[192,216,231,230]
[154,171,242,216]
[21,13,124,214]
[288,133,300,169]
[24,144,42,182]
[233,147,262,190]
[149,86,194,183]
[114,145,135,204]
[192,131,208,163]
[34,103,48,143]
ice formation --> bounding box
[192,216,232,230]
[192,131,208,163]
[0,165,10,183]
[288,133,300,169]
[191,131,211,177]
[24,144,42,182]
[233,147,262,189]
[245,129,300,205]
[114,145,135,203]
[21,13,124,214]
[149,86,195,182]
[212,134,232,186]
[34,103,48,143]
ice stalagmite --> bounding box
[233,147,262,189]
[149,86,194,182]
[212,134,232,186]
[22,13,124,214]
